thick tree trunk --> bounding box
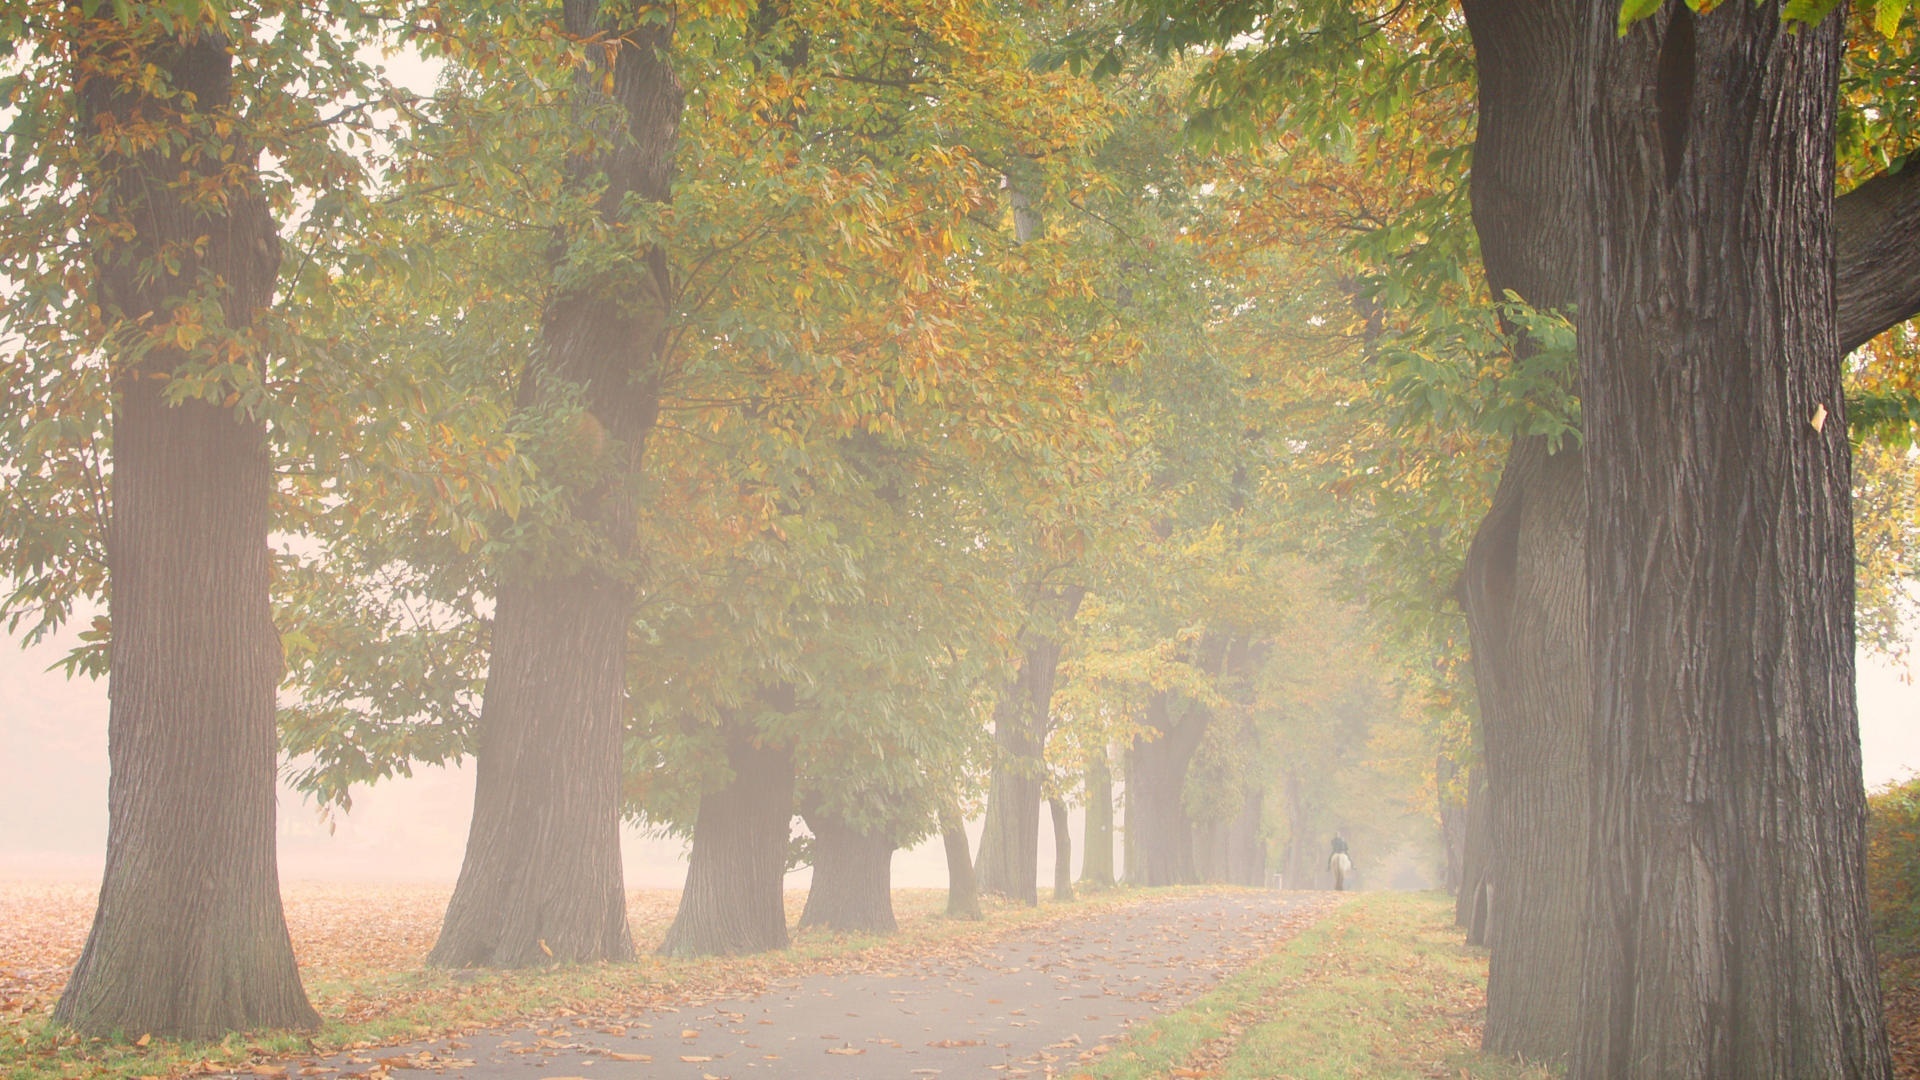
[1125,692,1207,886]
[1049,797,1074,901]
[799,810,896,934]
[428,578,635,966]
[435,8,681,967]
[1572,5,1888,1076]
[1079,752,1116,889]
[54,19,316,1039]
[1460,438,1587,1057]
[659,722,795,957]
[940,806,981,919]
[975,690,1043,905]
[1454,0,1590,1057]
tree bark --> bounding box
[1453,0,1590,1056]
[1079,751,1116,889]
[1572,5,1888,1076]
[799,809,896,934]
[975,688,1043,904]
[1460,0,1920,1060]
[940,806,981,919]
[428,579,636,966]
[434,5,682,968]
[54,17,317,1039]
[659,721,795,957]
[1124,692,1208,886]
[1836,162,1920,354]
[1049,797,1074,901]
[1459,437,1587,1057]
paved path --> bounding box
[320,890,1337,1080]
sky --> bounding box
[3,616,1916,887]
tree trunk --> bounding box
[1079,752,1116,889]
[1460,438,1587,1057]
[976,593,1081,903]
[428,578,635,966]
[1453,0,1591,1055]
[940,806,981,919]
[799,810,896,934]
[54,18,316,1039]
[1436,755,1467,895]
[1572,5,1888,1076]
[1049,797,1074,901]
[659,722,795,957]
[975,689,1043,905]
[1125,692,1207,886]
[434,8,681,968]
[1454,761,1492,944]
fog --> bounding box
[6,621,1918,886]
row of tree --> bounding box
[7,0,1920,1073]
[1063,0,1920,1075]
[1,0,1447,1044]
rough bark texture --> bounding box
[1079,752,1116,889]
[1460,439,1587,1057]
[429,578,637,966]
[939,806,981,920]
[1836,162,1920,354]
[659,722,795,957]
[433,4,681,968]
[53,19,317,1039]
[1124,692,1207,886]
[1454,0,1590,1056]
[799,809,896,934]
[1572,5,1888,1076]
[1048,797,1074,901]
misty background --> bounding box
[6,618,1917,887]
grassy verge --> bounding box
[1074,890,1560,1080]
[0,885,1201,1080]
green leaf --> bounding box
[1618,0,1666,36]
[1874,0,1908,37]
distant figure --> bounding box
[1329,834,1352,891]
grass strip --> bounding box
[1072,890,1560,1080]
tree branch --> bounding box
[1837,162,1920,354]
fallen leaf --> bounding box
[599,1053,650,1063]
[678,1056,712,1064]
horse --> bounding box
[1329,851,1352,891]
